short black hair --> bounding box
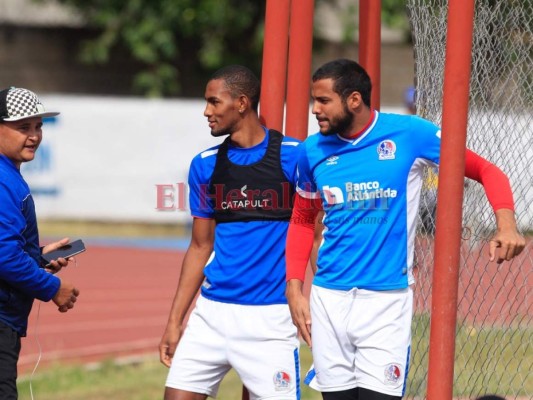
[312,59,372,107]
[210,65,260,112]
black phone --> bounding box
[41,239,86,266]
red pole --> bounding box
[358,0,369,69]
[427,1,475,399]
[285,0,314,140]
[358,0,381,110]
[259,0,291,131]
[248,6,291,400]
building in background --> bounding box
[1,0,415,104]
[0,0,144,95]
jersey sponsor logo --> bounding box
[273,370,291,391]
[377,140,397,160]
[322,181,397,209]
[345,181,397,203]
[384,363,402,385]
[323,185,344,204]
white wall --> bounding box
[23,95,531,231]
[25,95,364,224]
[24,96,219,223]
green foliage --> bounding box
[315,0,411,46]
[37,0,414,96]
[42,0,267,96]
[381,0,411,39]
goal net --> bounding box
[406,1,532,398]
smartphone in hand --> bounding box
[41,239,86,267]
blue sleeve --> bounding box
[410,116,441,165]
[280,138,302,186]
[188,153,215,219]
[0,183,60,301]
[296,140,319,196]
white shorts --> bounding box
[305,285,413,396]
[165,296,300,400]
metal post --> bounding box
[358,0,381,110]
[427,1,475,399]
[259,0,291,131]
[285,0,314,140]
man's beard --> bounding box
[320,106,353,136]
[210,126,235,137]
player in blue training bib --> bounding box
[189,128,299,306]
[285,59,525,400]
[160,65,302,400]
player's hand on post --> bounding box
[159,326,183,368]
[286,279,312,347]
[52,280,80,312]
[489,209,526,263]
[42,237,71,274]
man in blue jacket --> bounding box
[0,87,80,399]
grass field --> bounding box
[407,315,532,397]
[38,220,191,239]
[17,317,531,399]
[27,221,530,399]
[17,346,321,400]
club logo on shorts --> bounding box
[384,363,402,385]
[273,370,291,391]
[377,140,396,160]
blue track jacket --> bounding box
[0,155,60,336]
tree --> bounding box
[45,0,266,97]
[39,0,411,97]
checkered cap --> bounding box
[0,87,59,122]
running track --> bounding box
[18,236,531,375]
[19,238,188,374]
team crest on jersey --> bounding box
[326,155,339,166]
[384,363,402,385]
[377,140,396,160]
[273,370,291,391]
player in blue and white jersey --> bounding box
[285,59,525,400]
[159,65,302,400]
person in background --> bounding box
[403,85,417,115]
[0,87,81,399]
[159,65,301,400]
[285,59,525,400]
